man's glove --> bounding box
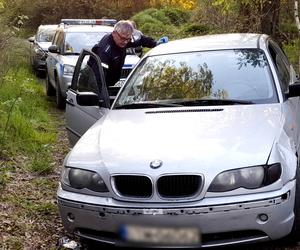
[156,36,169,45]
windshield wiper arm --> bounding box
[173,98,254,106]
[114,102,183,109]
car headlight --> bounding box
[63,64,75,76]
[61,167,108,192]
[34,47,45,57]
[208,163,281,192]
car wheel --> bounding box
[55,78,66,109]
[46,72,55,96]
[286,164,300,242]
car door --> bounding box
[65,49,110,146]
[268,40,300,152]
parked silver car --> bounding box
[57,33,300,248]
[46,19,140,109]
[28,24,57,75]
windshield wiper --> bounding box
[64,52,80,55]
[173,98,254,106]
[114,102,183,109]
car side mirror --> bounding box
[76,92,100,106]
[134,46,143,57]
[28,36,35,43]
[48,45,59,53]
[287,81,300,98]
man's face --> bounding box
[112,30,132,48]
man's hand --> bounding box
[156,36,169,45]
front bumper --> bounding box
[57,180,296,248]
[33,59,46,71]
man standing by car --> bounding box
[89,20,168,87]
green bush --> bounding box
[162,7,190,26]
[132,7,193,39]
[179,23,211,37]
[283,39,300,74]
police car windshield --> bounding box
[64,32,107,54]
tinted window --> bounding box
[115,49,277,107]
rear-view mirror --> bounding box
[287,81,300,98]
[76,92,100,106]
[48,45,59,53]
[28,36,35,43]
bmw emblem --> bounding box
[150,160,163,169]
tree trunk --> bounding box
[294,0,300,73]
[260,0,280,39]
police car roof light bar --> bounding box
[60,19,117,26]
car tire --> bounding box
[46,72,55,96]
[55,78,66,109]
[285,164,300,242]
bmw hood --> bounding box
[70,104,284,174]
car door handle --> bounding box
[66,98,74,106]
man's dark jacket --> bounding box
[89,33,156,87]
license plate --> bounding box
[114,79,125,87]
[120,225,201,245]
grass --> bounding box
[0,42,58,178]
[0,38,68,249]
[284,39,300,74]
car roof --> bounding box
[38,24,58,30]
[147,33,269,56]
[58,25,113,33]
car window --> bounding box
[268,41,290,92]
[64,32,107,54]
[36,28,56,42]
[115,49,277,107]
[76,55,99,95]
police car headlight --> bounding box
[63,64,75,76]
[208,163,281,192]
[61,167,108,192]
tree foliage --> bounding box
[191,0,294,43]
[3,0,153,30]
[135,59,217,101]
[150,0,197,10]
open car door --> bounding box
[65,49,110,146]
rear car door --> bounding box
[65,49,110,146]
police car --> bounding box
[28,24,57,75]
[46,19,140,109]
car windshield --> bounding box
[64,32,107,54]
[36,28,56,42]
[114,49,277,109]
